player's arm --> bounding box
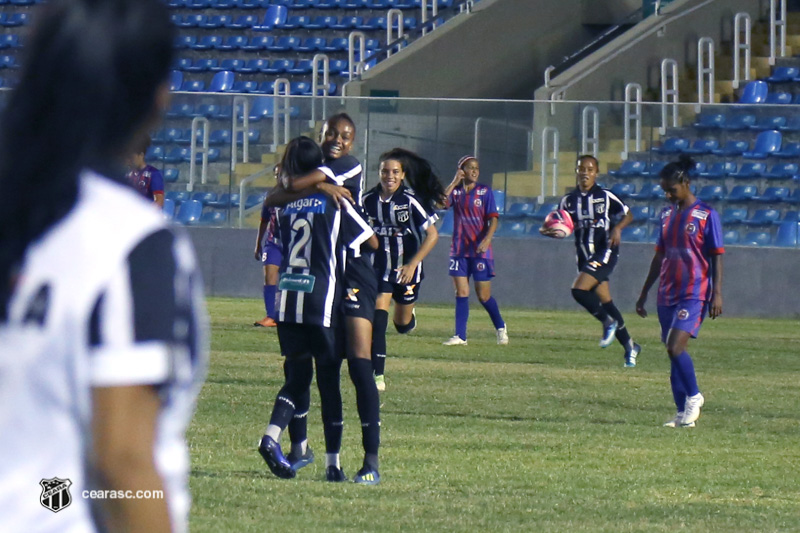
[150,169,165,208]
[477,215,498,253]
[266,176,351,208]
[442,170,464,208]
[609,210,633,246]
[92,384,170,533]
[254,204,268,260]
[635,249,664,318]
[709,254,723,319]
[398,224,438,285]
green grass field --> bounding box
[189,298,800,532]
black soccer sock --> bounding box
[316,359,343,454]
[268,357,313,430]
[288,388,310,447]
[571,288,611,324]
[394,313,416,334]
[602,300,633,348]
[347,358,381,458]
[372,309,388,376]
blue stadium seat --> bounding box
[773,141,800,158]
[226,14,260,29]
[750,115,787,130]
[192,35,223,51]
[495,221,526,238]
[742,130,782,159]
[244,193,266,209]
[0,54,18,69]
[730,162,766,180]
[209,70,235,92]
[174,58,193,71]
[264,59,293,75]
[774,221,799,247]
[186,0,213,8]
[437,209,453,235]
[166,102,194,118]
[184,58,218,72]
[192,192,218,206]
[621,226,647,242]
[200,14,233,29]
[162,198,176,219]
[240,35,273,51]
[688,161,707,177]
[692,112,725,129]
[206,193,237,209]
[169,70,183,91]
[356,16,387,30]
[268,36,301,52]
[219,59,246,72]
[652,137,689,154]
[727,186,758,203]
[176,200,204,226]
[641,160,667,177]
[629,205,651,221]
[366,0,391,7]
[165,190,190,204]
[196,104,222,118]
[743,208,781,226]
[711,140,749,157]
[146,146,165,162]
[530,202,559,221]
[232,80,259,93]
[737,80,768,103]
[217,35,247,52]
[312,0,340,8]
[330,15,362,29]
[764,66,800,83]
[199,211,227,226]
[295,37,325,53]
[779,115,800,133]
[765,92,793,105]
[319,37,348,52]
[628,183,664,201]
[287,59,313,75]
[328,59,348,75]
[721,208,748,225]
[245,97,275,121]
[683,138,719,154]
[723,229,740,245]
[493,190,506,215]
[163,128,186,144]
[1,13,29,27]
[696,185,726,202]
[0,34,21,49]
[209,130,232,145]
[288,81,309,95]
[743,231,771,246]
[341,0,367,7]
[754,186,790,204]
[784,189,800,205]
[179,14,207,28]
[163,168,180,183]
[237,0,265,8]
[278,15,308,30]
[180,80,206,92]
[305,15,336,29]
[238,58,270,73]
[174,34,197,49]
[698,162,736,180]
[237,130,261,144]
[764,163,798,181]
[610,183,635,199]
[289,0,314,7]
[164,147,190,164]
[608,160,646,177]
[719,113,756,131]
[505,202,536,218]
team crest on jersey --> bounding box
[595,204,605,214]
[474,198,482,207]
[395,208,409,223]
[40,477,72,513]
[677,308,690,321]
[685,222,698,235]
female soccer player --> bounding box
[540,155,641,367]
[442,155,508,346]
[253,165,281,328]
[0,1,208,532]
[635,155,724,428]
[363,148,444,391]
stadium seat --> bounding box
[688,161,707,177]
[237,58,270,73]
[774,221,799,247]
[305,15,336,29]
[244,97,275,121]
[0,34,20,49]
[268,36,301,52]
[764,163,798,181]
[174,35,197,49]
[330,15,362,29]
[179,14,207,28]
[765,92,793,105]
[729,162,766,180]
[166,190,191,205]
[186,0,213,8]
[200,14,233,29]
[727,186,758,204]
[180,80,206,92]
[207,193,240,209]
[164,147,190,164]
[192,192,218,206]
[742,130,782,159]
[721,208,748,225]
[742,231,771,246]
[529,202,559,221]
[696,185,726,202]
[437,209,453,235]
[289,0,314,7]
[237,130,261,144]
[199,211,227,226]
[176,200,204,225]
[237,0,265,8]
[608,160,646,177]
[209,129,232,145]
[169,70,183,91]
[195,104,223,118]
[166,102,194,118]
[312,0,340,8]
[743,208,781,226]
[0,13,28,27]
[328,59,348,75]
[217,36,247,52]
[652,137,689,154]
[232,80,259,93]
[244,193,266,209]
[219,59,245,72]
[719,113,756,131]
[495,221,526,237]
[264,59,293,75]
[320,37,349,52]
[145,146,165,162]
[163,168,180,183]
[493,190,506,215]
[784,189,800,205]
[711,140,749,157]
[737,80,768,104]
[773,141,800,158]
[628,183,664,201]
[209,70,235,92]
[723,229,740,245]
[287,59,314,75]
[683,138,719,154]
[621,226,647,242]
[629,205,651,221]
[184,59,218,72]
[779,115,800,133]
[0,54,17,69]
[610,183,635,199]
[226,14,260,29]
[698,162,736,180]
[692,112,726,129]
[295,37,325,53]
[764,66,800,83]
[505,202,536,218]
[356,16,387,30]
[750,115,787,130]
[192,35,223,51]
[754,186,790,204]
[341,0,367,8]
[641,160,667,177]
[162,198,176,219]
[174,58,193,71]
[277,15,308,31]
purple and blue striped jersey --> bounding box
[655,200,725,306]
[260,203,280,247]
[126,164,164,201]
[446,183,498,258]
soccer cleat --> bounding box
[407,308,417,333]
[286,447,314,472]
[325,465,348,482]
[443,335,468,346]
[374,374,386,392]
[624,343,641,368]
[353,466,380,485]
[664,412,695,428]
[254,316,277,327]
[681,392,704,426]
[599,320,618,348]
[496,326,509,345]
[258,436,296,479]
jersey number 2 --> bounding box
[288,218,312,269]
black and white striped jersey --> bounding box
[559,184,629,262]
[363,185,438,284]
[277,193,373,327]
[320,154,363,205]
[0,171,208,533]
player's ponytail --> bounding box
[660,154,695,185]
[0,0,174,320]
[379,148,446,214]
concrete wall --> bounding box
[188,227,800,319]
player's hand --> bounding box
[395,263,416,285]
[635,295,648,318]
[254,248,261,261]
[317,182,353,207]
[609,227,622,247]
[709,293,723,319]
[451,169,466,186]
[476,238,490,254]
[539,225,560,238]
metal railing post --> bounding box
[188,116,209,192]
[541,126,559,200]
[581,106,599,160]
[544,65,555,89]
[270,78,291,152]
[733,13,751,89]
[697,37,715,109]
[769,0,787,66]
[231,96,250,174]
[387,8,404,58]
[623,82,642,160]
[310,53,330,127]
[347,31,367,80]
[660,58,679,135]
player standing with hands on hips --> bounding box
[541,155,640,367]
[636,155,724,428]
[442,156,508,346]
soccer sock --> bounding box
[268,358,313,440]
[316,359,343,454]
[347,358,381,459]
[394,313,416,334]
[264,284,276,319]
[372,309,388,376]
[265,395,294,440]
[571,288,611,324]
[601,301,633,349]
[455,296,469,340]
[325,453,341,469]
[672,351,700,397]
[480,296,506,329]
[670,359,687,412]
[288,388,310,451]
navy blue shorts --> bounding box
[578,252,618,283]
[377,279,421,304]
[261,242,282,267]
[448,256,495,281]
[657,300,708,343]
[277,323,342,363]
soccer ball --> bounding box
[543,209,574,238]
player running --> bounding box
[636,155,724,428]
[540,155,640,367]
[363,148,443,391]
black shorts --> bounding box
[578,252,618,283]
[377,279,421,305]
[277,323,342,363]
[342,278,377,320]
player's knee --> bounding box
[394,316,416,334]
[571,288,587,303]
[666,344,683,358]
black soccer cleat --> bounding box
[287,447,315,472]
[325,465,348,482]
[258,436,296,479]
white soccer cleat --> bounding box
[663,412,685,428]
[443,335,468,346]
[496,327,509,345]
[681,393,704,426]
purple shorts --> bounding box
[261,242,282,267]
[657,300,708,343]
[448,256,495,281]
